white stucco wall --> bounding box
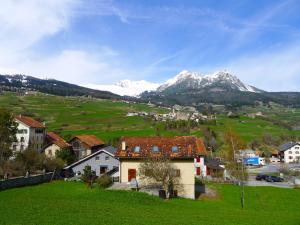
[44,144,61,158]
[284,145,300,163]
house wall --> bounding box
[283,145,300,163]
[71,151,119,176]
[120,160,195,199]
[13,122,45,152]
[70,139,92,159]
[44,144,61,158]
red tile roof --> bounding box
[46,132,71,149]
[15,115,45,128]
[116,136,207,159]
[71,135,105,148]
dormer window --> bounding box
[152,146,160,153]
[172,146,179,153]
[134,146,141,153]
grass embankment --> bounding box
[0,181,299,225]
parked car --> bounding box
[265,176,284,182]
[256,174,268,181]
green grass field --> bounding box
[0,181,299,225]
[0,92,299,143]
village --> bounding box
[1,113,299,199]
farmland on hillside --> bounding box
[0,92,299,144]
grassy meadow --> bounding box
[0,92,300,143]
[0,181,299,225]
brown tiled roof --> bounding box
[71,135,105,148]
[46,132,71,149]
[116,136,207,159]
[15,115,45,128]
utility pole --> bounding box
[241,151,245,209]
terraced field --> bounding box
[0,92,299,144]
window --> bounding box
[289,156,293,159]
[295,147,300,150]
[95,156,100,161]
[105,156,110,161]
[20,137,25,142]
[18,129,27,134]
[196,167,201,176]
[35,129,44,134]
[296,151,300,154]
[171,146,178,153]
[288,151,292,154]
[20,145,24,151]
[152,146,160,153]
[13,145,17,150]
[173,169,180,177]
[196,157,201,163]
[73,142,80,148]
[134,146,141,153]
[49,150,52,156]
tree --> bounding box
[138,156,181,199]
[81,165,96,188]
[0,108,18,167]
[223,128,247,209]
[56,148,76,165]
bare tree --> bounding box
[138,156,181,199]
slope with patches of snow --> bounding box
[157,70,261,93]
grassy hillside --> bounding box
[0,92,299,144]
[0,181,299,225]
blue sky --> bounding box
[0,0,300,91]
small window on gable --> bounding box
[95,156,100,161]
[105,156,110,160]
[172,146,178,153]
[152,146,160,153]
[134,146,141,153]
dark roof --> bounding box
[70,135,105,148]
[64,146,117,169]
[206,158,225,170]
[15,115,45,128]
[278,142,299,152]
[46,132,71,148]
[115,136,207,159]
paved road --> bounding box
[245,163,300,188]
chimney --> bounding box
[121,141,126,151]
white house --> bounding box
[64,146,119,177]
[278,142,300,163]
[13,115,46,152]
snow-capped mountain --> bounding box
[85,80,161,97]
[157,70,261,93]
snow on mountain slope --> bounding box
[85,80,161,97]
[157,70,261,93]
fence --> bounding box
[0,172,56,191]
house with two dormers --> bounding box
[115,136,207,199]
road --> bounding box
[245,163,300,188]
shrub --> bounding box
[96,175,113,188]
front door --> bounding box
[128,169,136,182]
[100,166,108,175]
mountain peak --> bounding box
[157,70,261,93]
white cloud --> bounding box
[0,0,79,53]
[0,0,132,85]
[227,42,300,91]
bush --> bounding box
[96,175,113,188]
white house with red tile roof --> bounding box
[13,115,46,152]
